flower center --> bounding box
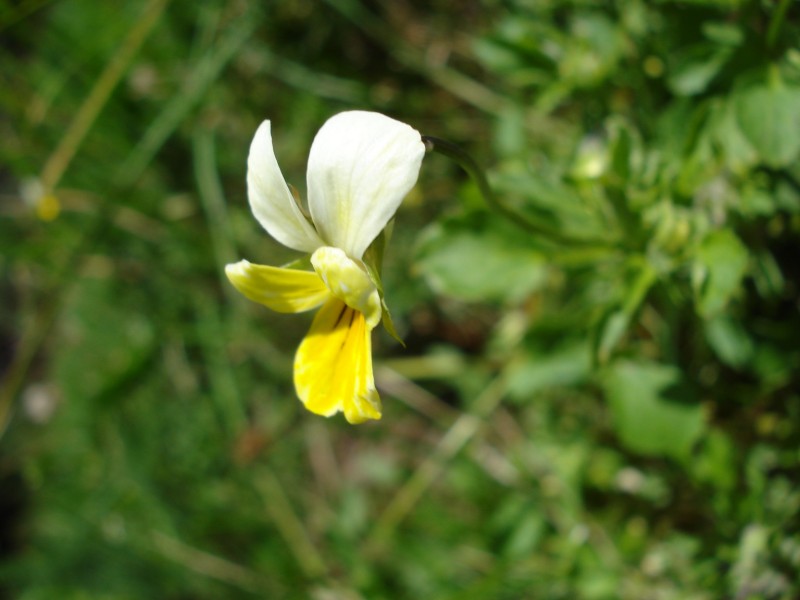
[311,246,382,329]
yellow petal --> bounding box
[225,260,330,313]
[310,246,382,329]
[294,298,382,424]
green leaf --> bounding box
[692,229,749,317]
[379,298,404,346]
[689,429,736,495]
[415,212,547,303]
[559,13,625,88]
[709,99,758,175]
[704,315,754,368]
[738,184,777,217]
[752,249,785,299]
[607,118,637,183]
[734,74,800,168]
[507,342,591,402]
[602,360,706,461]
[594,260,657,364]
[595,309,631,364]
[668,44,731,97]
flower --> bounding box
[226,111,425,423]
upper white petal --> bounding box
[306,111,425,259]
[247,121,324,253]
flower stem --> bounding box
[422,135,611,247]
[766,0,791,51]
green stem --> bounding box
[422,135,612,248]
[40,0,170,193]
[253,467,329,579]
[766,0,790,50]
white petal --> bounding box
[247,121,324,253]
[306,111,425,259]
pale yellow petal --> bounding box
[294,298,381,424]
[225,260,330,313]
[310,246,381,329]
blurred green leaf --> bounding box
[507,342,590,402]
[738,184,777,217]
[702,21,744,46]
[689,429,736,506]
[775,178,800,214]
[693,229,749,317]
[602,360,706,461]
[607,118,640,184]
[709,99,758,174]
[596,309,631,364]
[751,249,785,298]
[415,212,547,303]
[734,73,800,168]
[668,44,731,96]
[594,260,657,364]
[492,169,612,243]
[704,315,754,368]
[558,13,625,89]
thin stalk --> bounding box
[766,0,791,50]
[321,0,509,113]
[150,531,271,593]
[193,129,237,294]
[39,0,170,193]
[253,467,329,580]
[116,13,256,186]
[422,135,613,248]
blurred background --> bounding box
[2,0,800,598]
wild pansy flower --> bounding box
[226,111,425,424]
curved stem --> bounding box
[766,0,790,51]
[422,135,612,248]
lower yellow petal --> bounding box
[294,298,381,424]
[225,260,330,313]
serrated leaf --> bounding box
[602,360,705,461]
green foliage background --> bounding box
[2,0,799,598]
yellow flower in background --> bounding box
[226,111,425,423]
